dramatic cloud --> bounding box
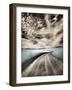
[21,13,63,48]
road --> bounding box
[22,53,63,77]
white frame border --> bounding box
[16,6,68,84]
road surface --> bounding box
[22,53,63,77]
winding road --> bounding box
[22,53,63,77]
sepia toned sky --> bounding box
[21,13,63,48]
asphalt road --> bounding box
[22,53,63,77]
